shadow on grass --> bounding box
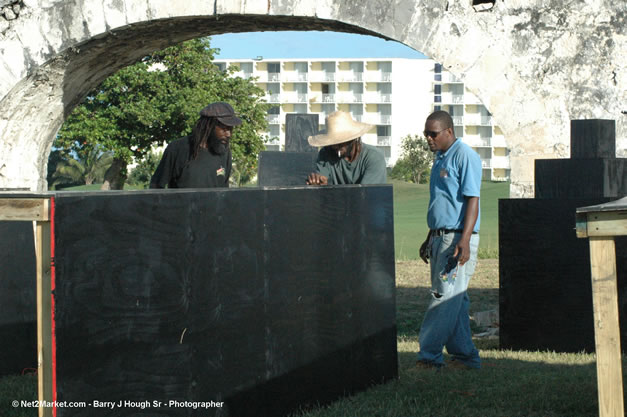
[294,349,609,417]
[396,286,499,339]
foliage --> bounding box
[54,37,269,188]
[127,151,163,188]
[47,146,114,189]
[389,134,433,184]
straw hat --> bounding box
[308,111,373,147]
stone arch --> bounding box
[0,0,624,196]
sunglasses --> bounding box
[423,129,447,139]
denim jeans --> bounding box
[417,232,481,368]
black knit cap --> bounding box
[199,102,243,126]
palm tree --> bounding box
[49,146,114,189]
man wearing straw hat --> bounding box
[306,111,387,185]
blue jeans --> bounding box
[417,232,481,368]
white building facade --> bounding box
[214,57,510,181]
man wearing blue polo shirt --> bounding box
[416,110,482,370]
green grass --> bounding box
[393,180,509,260]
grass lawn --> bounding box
[1,259,614,417]
[393,180,509,260]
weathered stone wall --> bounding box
[0,0,624,196]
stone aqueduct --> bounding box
[0,0,624,196]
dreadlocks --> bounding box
[189,116,218,161]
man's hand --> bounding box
[306,173,328,185]
[452,237,471,266]
[419,239,430,264]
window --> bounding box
[434,85,442,94]
[377,125,391,136]
[268,63,280,73]
[434,63,442,73]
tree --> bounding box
[127,151,162,189]
[390,134,433,184]
[54,37,269,189]
[48,146,114,189]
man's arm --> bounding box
[306,149,330,185]
[419,229,433,264]
[452,196,479,265]
[360,148,387,184]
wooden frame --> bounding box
[0,197,53,417]
[576,197,627,417]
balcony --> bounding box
[282,93,308,103]
[336,93,363,103]
[265,93,280,103]
[233,71,254,79]
[283,72,308,82]
[452,116,464,125]
[481,160,491,169]
[491,135,507,148]
[464,115,493,126]
[266,114,280,124]
[491,156,510,169]
[309,72,336,82]
[364,93,392,103]
[441,94,464,104]
[365,115,392,125]
[365,72,392,82]
[434,72,463,83]
[465,135,491,147]
[351,114,364,122]
[377,136,391,146]
[337,72,364,82]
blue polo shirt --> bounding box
[427,139,482,233]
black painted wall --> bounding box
[500,119,627,353]
[51,187,396,416]
[499,198,627,352]
[0,221,37,375]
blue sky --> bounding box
[210,31,427,60]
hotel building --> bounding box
[214,57,510,181]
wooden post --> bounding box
[576,197,627,417]
[35,217,53,417]
[589,237,623,417]
[0,197,53,417]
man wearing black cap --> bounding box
[150,102,242,188]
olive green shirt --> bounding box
[315,143,387,184]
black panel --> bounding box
[570,119,616,159]
[51,187,396,416]
[257,151,318,187]
[0,221,37,375]
[285,113,318,153]
[535,159,626,199]
[499,198,627,353]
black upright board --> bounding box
[51,186,396,416]
[285,113,318,153]
[257,151,318,186]
[0,221,37,375]
[499,198,627,352]
[500,119,626,353]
